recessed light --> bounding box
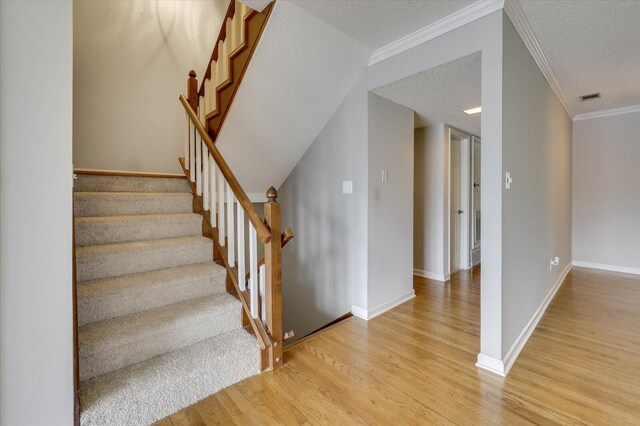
[463,107,481,115]
[580,92,601,101]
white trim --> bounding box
[502,262,572,374]
[477,262,572,377]
[572,260,640,276]
[368,0,505,66]
[413,269,447,282]
[573,104,640,121]
[503,0,574,119]
[476,353,506,376]
[351,290,416,321]
[350,305,369,320]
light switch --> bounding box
[505,172,513,189]
[381,169,388,183]
[342,181,353,194]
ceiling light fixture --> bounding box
[463,107,482,115]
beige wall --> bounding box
[73,0,228,173]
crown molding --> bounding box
[368,0,505,67]
[573,104,640,121]
[503,0,575,118]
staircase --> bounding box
[74,174,261,425]
[73,2,291,424]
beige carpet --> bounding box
[74,174,261,426]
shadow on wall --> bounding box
[279,169,355,344]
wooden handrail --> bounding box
[179,94,271,244]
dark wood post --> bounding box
[264,186,283,369]
[187,70,198,112]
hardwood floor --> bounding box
[158,266,640,425]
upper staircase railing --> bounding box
[179,1,290,371]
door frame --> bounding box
[447,127,473,277]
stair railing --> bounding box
[180,90,288,370]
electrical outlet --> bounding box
[549,256,560,270]
[505,172,513,189]
[342,181,353,194]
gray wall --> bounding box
[279,85,369,341]
[367,94,415,310]
[573,112,640,271]
[73,0,227,173]
[279,11,504,353]
[0,1,75,424]
[413,125,447,277]
[501,16,573,355]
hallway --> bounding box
[159,267,640,424]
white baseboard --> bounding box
[476,353,506,376]
[413,269,448,282]
[477,262,573,377]
[351,290,416,321]
[572,260,640,276]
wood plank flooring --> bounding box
[158,266,640,425]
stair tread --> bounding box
[74,192,193,218]
[74,213,203,246]
[79,328,260,426]
[74,174,191,194]
[77,262,226,326]
[79,293,239,354]
[76,235,211,258]
[79,293,241,380]
[75,212,201,225]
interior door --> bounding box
[450,137,462,273]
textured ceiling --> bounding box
[293,0,476,50]
[372,52,481,135]
[517,0,640,115]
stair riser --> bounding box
[75,216,202,246]
[76,241,213,281]
[74,194,193,217]
[75,175,191,193]
[79,307,241,381]
[77,270,226,326]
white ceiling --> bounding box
[293,0,476,50]
[514,0,640,115]
[372,52,481,135]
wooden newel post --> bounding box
[187,70,198,113]
[264,186,283,369]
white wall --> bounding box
[500,16,572,359]
[573,112,640,273]
[367,94,415,313]
[0,1,75,424]
[414,125,447,279]
[73,0,227,173]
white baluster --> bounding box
[202,144,209,210]
[226,183,235,266]
[237,206,245,291]
[209,154,216,225]
[217,169,226,246]
[184,111,189,167]
[249,224,258,318]
[259,264,266,322]
[195,133,202,195]
[189,123,195,181]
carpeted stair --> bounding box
[74,174,261,426]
